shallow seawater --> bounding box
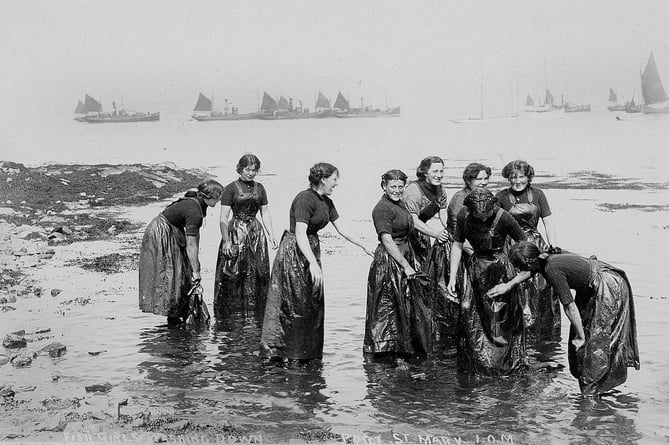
[2,111,669,443]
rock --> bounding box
[0,385,15,398]
[87,350,107,356]
[37,416,67,432]
[3,332,27,348]
[50,288,62,297]
[11,350,36,367]
[41,342,67,357]
[165,420,189,431]
[16,385,36,392]
[0,297,6,304]
[47,232,67,242]
[0,207,17,215]
[6,295,16,303]
[0,354,10,366]
[85,382,112,393]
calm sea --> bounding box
[1,109,669,443]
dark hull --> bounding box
[257,112,312,120]
[607,104,626,112]
[643,105,669,114]
[85,112,160,123]
[192,113,258,121]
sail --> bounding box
[277,96,290,111]
[260,92,277,112]
[608,88,618,102]
[193,93,212,112]
[333,92,350,110]
[525,95,534,106]
[83,94,102,113]
[545,89,554,106]
[315,92,331,109]
[74,100,85,114]
[641,53,669,105]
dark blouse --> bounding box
[289,189,339,235]
[162,197,207,236]
[220,179,268,217]
[372,194,413,241]
[453,207,526,257]
[496,187,552,217]
[541,253,591,306]
[446,188,470,234]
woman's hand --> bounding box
[309,262,323,289]
[571,336,585,351]
[269,236,278,250]
[447,278,457,297]
[486,282,512,299]
[436,229,449,243]
[221,240,234,256]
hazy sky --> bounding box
[2,0,669,117]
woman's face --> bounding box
[467,170,489,190]
[239,164,259,182]
[205,196,220,208]
[509,170,529,192]
[321,172,339,195]
[383,179,406,202]
[425,162,444,186]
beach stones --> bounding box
[85,382,113,393]
[41,342,67,357]
[2,331,27,348]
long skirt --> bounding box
[260,231,324,360]
[214,217,270,320]
[512,230,561,341]
[364,240,432,357]
[138,214,192,320]
[458,252,527,375]
[425,234,468,346]
[569,258,640,395]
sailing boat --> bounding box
[641,52,669,114]
[191,92,257,121]
[314,91,333,118]
[78,94,159,123]
[524,91,551,113]
[332,91,400,118]
[73,94,103,121]
[607,88,625,111]
[257,92,311,120]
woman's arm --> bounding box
[447,241,464,295]
[295,222,322,288]
[185,234,201,281]
[563,302,586,350]
[380,233,416,277]
[259,204,278,249]
[410,214,449,243]
[542,214,557,247]
[486,271,533,298]
[331,219,374,257]
[219,205,232,255]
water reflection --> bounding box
[137,323,212,389]
[570,393,642,444]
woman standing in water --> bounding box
[493,241,640,395]
[496,160,560,340]
[214,154,278,320]
[365,169,432,362]
[261,162,373,361]
[447,188,527,375]
[139,180,224,324]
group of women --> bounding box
[138,154,639,396]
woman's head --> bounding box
[381,169,408,202]
[309,162,339,195]
[463,187,497,221]
[462,162,491,190]
[236,154,261,180]
[502,160,534,192]
[196,179,224,205]
[416,156,444,186]
[508,241,542,271]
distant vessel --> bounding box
[74,94,103,121]
[191,93,257,121]
[314,91,333,118]
[641,52,669,114]
[564,103,591,113]
[257,92,311,120]
[332,92,400,118]
[76,95,159,123]
[523,91,552,113]
[624,93,642,113]
[606,88,626,111]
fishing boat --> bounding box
[523,92,552,113]
[332,92,400,118]
[191,93,257,121]
[78,96,159,123]
[314,91,333,118]
[73,94,103,121]
[607,88,626,111]
[624,94,642,113]
[564,103,591,113]
[257,93,311,120]
[641,53,669,114]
